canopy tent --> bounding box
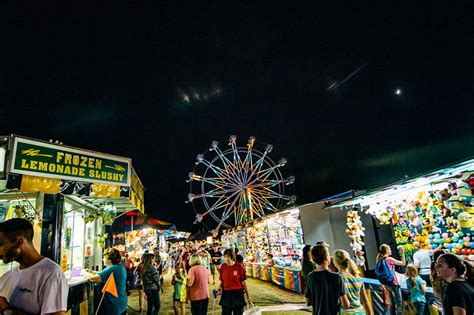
[112,210,176,233]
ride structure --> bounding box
[187,135,296,233]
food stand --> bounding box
[0,135,145,314]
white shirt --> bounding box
[0,257,68,314]
[413,249,432,275]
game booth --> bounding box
[222,208,305,293]
[0,135,145,315]
[112,210,176,263]
[329,158,474,314]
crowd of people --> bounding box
[0,217,472,314]
[303,241,474,315]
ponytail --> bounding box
[463,261,474,285]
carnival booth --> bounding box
[221,207,305,293]
[330,159,474,314]
[337,159,474,266]
[0,135,145,315]
[112,210,175,263]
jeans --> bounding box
[413,301,425,315]
[191,298,209,315]
[144,289,160,315]
[386,285,403,315]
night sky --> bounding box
[1,2,472,232]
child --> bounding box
[171,264,187,315]
[305,241,350,315]
[405,264,426,315]
[333,249,372,315]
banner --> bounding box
[9,136,131,186]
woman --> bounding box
[219,249,252,315]
[186,254,210,315]
[430,250,449,301]
[86,248,128,315]
[302,245,315,284]
[436,253,474,315]
[333,249,371,315]
[376,244,405,315]
[141,253,161,315]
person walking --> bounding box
[405,264,426,315]
[436,253,474,315]
[333,249,371,315]
[305,241,350,315]
[210,245,222,285]
[0,218,69,314]
[86,248,128,315]
[219,249,252,315]
[186,254,210,315]
[172,264,187,315]
[375,244,405,315]
[139,253,161,315]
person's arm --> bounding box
[387,256,405,267]
[340,295,350,309]
[241,280,252,303]
[360,285,373,315]
[452,306,466,315]
[85,268,102,283]
[418,278,427,293]
[186,269,194,287]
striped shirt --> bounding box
[340,273,365,315]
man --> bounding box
[0,218,68,314]
[210,245,223,284]
[412,241,440,286]
[305,241,349,315]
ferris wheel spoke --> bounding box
[214,146,243,185]
[250,179,285,188]
[206,190,241,213]
[194,176,240,190]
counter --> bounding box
[66,281,94,315]
[245,262,303,293]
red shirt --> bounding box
[219,262,246,291]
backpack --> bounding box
[375,258,395,285]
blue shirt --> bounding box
[406,276,426,303]
[98,263,128,314]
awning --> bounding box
[120,210,176,232]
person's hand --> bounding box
[247,295,253,304]
[397,245,405,253]
[0,296,9,311]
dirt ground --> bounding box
[127,269,309,314]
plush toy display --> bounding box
[355,171,474,262]
[346,210,366,254]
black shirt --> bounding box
[443,280,474,315]
[305,269,346,315]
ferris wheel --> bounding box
[187,135,296,231]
